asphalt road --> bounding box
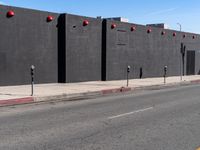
[1,84,200,150]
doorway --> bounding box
[186,50,195,75]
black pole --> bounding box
[182,56,184,76]
[127,72,129,87]
[31,78,34,96]
[180,43,183,81]
[164,66,167,84]
[31,65,35,96]
[181,43,186,77]
[164,75,166,84]
[182,45,186,76]
[139,67,143,79]
[127,66,130,87]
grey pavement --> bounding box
[0,75,200,102]
[0,84,200,149]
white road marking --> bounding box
[108,107,153,119]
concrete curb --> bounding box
[134,81,191,91]
[190,79,200,84]
[0,97,34,107]
[32,80,200,104]
[101,87,131,94]
[1,79,200,107]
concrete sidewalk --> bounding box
[0,75,200,106]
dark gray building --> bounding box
[102,20,200,81]
[0,6,59,86]
[0,5,199,86]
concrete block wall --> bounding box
[0,5,59,86]
[65,14,102,83]
[0,5,200,86]
[102,20,200,81]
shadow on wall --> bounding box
[140,67,143,79]
[57,14,66,83]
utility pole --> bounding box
[177,23,182,32]
[177,23,182,81]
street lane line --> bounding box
[108,107,153,119]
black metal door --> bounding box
[186,51,195,75]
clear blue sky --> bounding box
[1,0,200,33]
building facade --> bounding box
[0,5,200,86]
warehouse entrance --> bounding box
[186,50,195,75]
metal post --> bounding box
[164,75,166,84]
[180,43,186,81]
[183,45,186,76]
[180,43,183,81]
[127,73,129,87]
[177,23,182,32]
[182,53,184,76]
[127,66,130,87]
[31,65,35,96]
[164,66,167,84]
[180,57,182,81]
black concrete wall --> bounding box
[0,5,200,86]
[65,14,102,82]
[0,5,59,86]
[103,19,200,81]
